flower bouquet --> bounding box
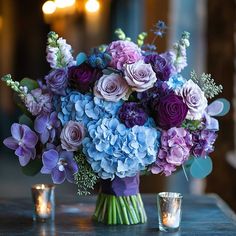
[1,21,229,225]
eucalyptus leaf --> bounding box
[20,78,38,91]
[76,52,87,66]
[190,156,213,179]
[21,159,42,176]
[207,98,230,117]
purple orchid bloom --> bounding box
[34,112,61,144]
[3,123,38,166]
[41,147,78,184]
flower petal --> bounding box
[22,127,38,148]
[40,130,50,144]
[34,114,48,134]
[65,161,78,183]
[18,155,31,166]
[3,137,18,150]
[11,123,23,141]
[42,150,58,170]
[51,168,65,184]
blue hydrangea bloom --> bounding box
[166,74,186,91]
[58,90,93,126]
[83,117,161,179]
[58,90,123,127]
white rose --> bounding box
[177,79,207,120]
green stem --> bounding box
[111,196,117,224]
[118,196,130,225]
[130,195,140,222]
[127,196,139,224]
[108,196,113,225]
[123,196,136,224]
[94,194,103,218]
[100,195,108,222]
[137,193,147,223]
[115,197,123,224]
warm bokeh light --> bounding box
[85,0,100,13]
[55,0,76,9]
[42,1,56,15]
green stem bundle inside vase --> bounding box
[94,193,147,225]
[93,174,147,225]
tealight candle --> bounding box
[31,184,55,222]
[157,192,182,232]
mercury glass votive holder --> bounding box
[157,192,183,232]
[31,184,55,222]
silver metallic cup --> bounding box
[157,192,183,232]
[31,184,55,222]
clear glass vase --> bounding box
[93,174,147,225]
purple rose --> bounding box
[94,73,130,102]
[153,92,188,130]
[3,123,38,166]
[45,68,68,95]
[68,63,102,93]
[60,121,86,151]
[106,40,142,70]
[118,102,148,128]
[123,60,157,92]
[144,54,172,81]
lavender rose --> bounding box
[60,121,86,151]
[68,63,102,93]
[118,102,148,128]
[45,68,68,95]
[177,79,208,120]
[123,60,157,92]
[94,73,130,102]
[153,92,188,129]
[144,54,172,81]
[106,40,142,70]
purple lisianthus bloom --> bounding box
[192,130,217,157]
[34,112,61,144]
[3,123,38,166]
[152,92,188,130]
[45,68,68,95]
[118,102,148,128]
[24,88,52,116]
[144,54,172,81]
[68,63,102,93]
[150,127,192,176]
[41,147,78,184]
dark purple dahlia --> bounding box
[68,63,102,93]
[118,102,148,128]
[152,92,188,130]
[144,54,172,81]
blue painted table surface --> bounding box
[0,194,236,236]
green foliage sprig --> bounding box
[1,74,27,99]
[137,32,147,47]
[74,152,98,195]
[114,28,131,41]
[190,70,223,99]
